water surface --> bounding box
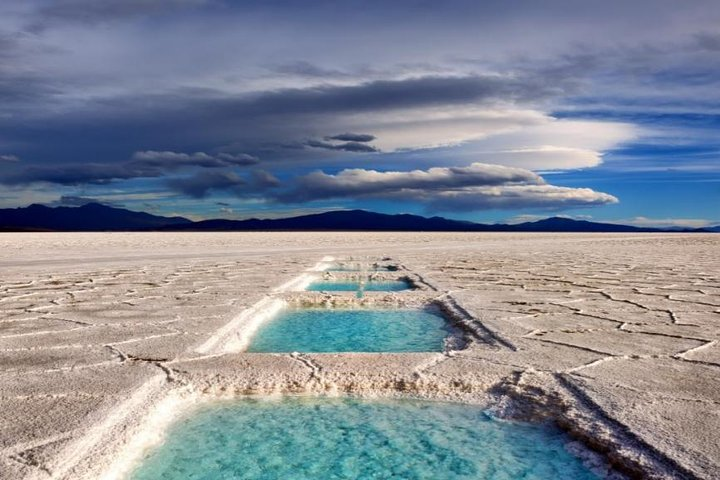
[306,279,410,292]
[326,265,398,272]
[247,308,450,352]
[132,397,600,480]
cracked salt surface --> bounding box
[131,397,600,480]
[2,233,719,480]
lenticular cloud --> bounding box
[278,162,617,211]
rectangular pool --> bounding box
[306,279,411,292]
[131,397,601,480]
[326,264,398,272]
[247,307,452,352]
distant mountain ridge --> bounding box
[166,210,709,232]
[0,203,715,232]
[0,203,191,231]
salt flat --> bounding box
[0,233,718,479]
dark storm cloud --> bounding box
[694,32,720,51]
[250,169,281,188]
[166,171,246,198]
[1,74,568,160]
[2,163,147,185]
[0,73,569,168]
[110,74,562,122]
[131,151,259,168]
[0,74,61,106]
[0,33,62,108]
[234,75,561,115]
[0,150,258,186]
[305,140,379,153]
[271,61,351,79]
[45,195,116,207]
[0,33,20,63]
[2,0,718,216]
[27,0,209,29]
[325,133,376,142]
[166,169,280,198]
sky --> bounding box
[0,0,719,226]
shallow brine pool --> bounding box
[306,279,411,292]
[246,308,452,352]
[131,397,600,480]
[326,264,398,272]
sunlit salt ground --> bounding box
[306,279,411,292]
[247,308,451,352]
[132,398,600,480]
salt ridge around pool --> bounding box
[129,259,602,479]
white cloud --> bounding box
[340,107,637,170]
[418,185,618,211]
[283,163,543,201]
[0,154,19,162]
[450,119,638,170]
[279,162,618,211]
[345,107,547,151]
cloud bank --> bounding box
[167,169,280,198]
[278,163,617,211]
[1,150,258,185]
[1,0,717,221]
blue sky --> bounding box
[0,0,718,227]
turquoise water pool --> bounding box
[306,279,411,292]
[247,308,451,352]
[132,397,600,480]
[326,265,398,272]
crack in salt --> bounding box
[104,345,183,384]
[288,353,323,381]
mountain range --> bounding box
[0,203,716,233]
[0,203,191,231]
